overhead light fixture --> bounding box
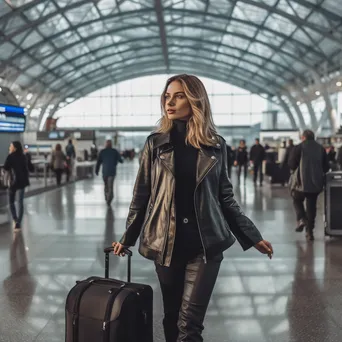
[315,91,320,96]
[26,93,33,100]
[337,81,342,87]
[15,94,20,99]
[0,87,2,92]
[26,105,31,109]
[296,101,301,105]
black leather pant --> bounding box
[155,253,223,342]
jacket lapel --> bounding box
[196,148,218,185]
[153,131,221,181]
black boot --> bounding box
[306,227,314,241]
[295,219,306,232]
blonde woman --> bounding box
[112,74,273,342]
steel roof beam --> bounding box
[54,51,279,96]
[154,0,169,71]
[40,45,291,94]
[240,0,342,43]
[23,35,303,84]
[61,59,272,101]
[8,23,312,78]
[4,8,328,63]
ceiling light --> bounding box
[337,81,342,87]
[296,101,300,105]
[26,105,31,109]
[315,91,320,96]
[0,87,2,92]
[26,93,33,100]
[15,94,20,99]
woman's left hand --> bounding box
[254,240,273,259]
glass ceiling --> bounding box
[0,0,341,122]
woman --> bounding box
[235,139,249,183]
[3,141,30,230]
[112,74,273,342]
[51,144,66,186]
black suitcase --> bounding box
[65,247,153,342]
[324,171,342,236]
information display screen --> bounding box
[0,104,26,133]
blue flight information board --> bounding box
[0,104,26,133]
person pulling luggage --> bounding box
[112,74,273,342]
[288,130,329,240]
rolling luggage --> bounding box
[324,171,342,236]
[65,247,153,342]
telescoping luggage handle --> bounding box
[104,247,133,282]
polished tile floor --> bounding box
[1,160,342,341]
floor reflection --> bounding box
[0,161,341,341]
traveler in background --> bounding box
[327,146,337,170]
[51,144,66,186]
[235,139,248,183]
[65,139,76,182]
[250,138,266,186]
[95,139,123,206]
[289,130,329,240]
[24,145,34,173]
[282,139,295,168]
[226,144,234,179]
[111,74,273,342]
[3,141,30,231]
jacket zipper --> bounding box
[72,280,94,341]
[102,285,125,342]
[194,157,218,264]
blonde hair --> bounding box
[156,74,218,149]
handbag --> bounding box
[0,168,16,189]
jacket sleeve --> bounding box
[120,138,151,246]
[288,145,301,171]
[249,146,254,161]
[117,150,123,164]
[219,140,263,250]
[95,151,102,174]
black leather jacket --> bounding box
[120,132,263,266]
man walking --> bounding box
[65,139,76,182]
[289,130,329,240]
[95,140,123,206]
[250,138,266,186]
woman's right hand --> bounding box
[112,242,127,257]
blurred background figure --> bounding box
[3,141,30,231]
[65,139,76,182]
[51,144,66,186]
[235,139,248,184]
[95,140,123,206]
[250,138,265,186]
[327,146,337,171]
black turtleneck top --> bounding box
[170,120,203,259]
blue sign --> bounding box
[0,103,26,133]
[0,104,25,115]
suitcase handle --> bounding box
[104,246,132,282]
[104,246,133,256]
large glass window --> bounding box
[54,75,267,128]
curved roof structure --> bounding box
[0,0,341,128]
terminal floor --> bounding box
[1,160,342,342]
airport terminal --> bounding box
[0,0,342,341]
